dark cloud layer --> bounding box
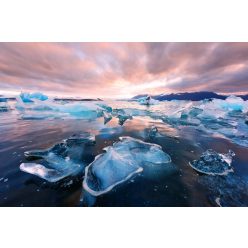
[0,42,248,97]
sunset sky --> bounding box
[0,42,248,98]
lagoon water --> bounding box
[1,100,248,206]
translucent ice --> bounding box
[16,92,112,120]
[113,109,133,125]
[83,136,171,196]
[20,92,49,102]
[189,149,235,175]
[148,125,158,138]
[20,133,95,182]
[103,111,112,124]
[20,163,68,183]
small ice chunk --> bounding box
[103,111,112,124]
[20,133,95,182]
[148,125,158,138]
[83,136,171,196]
[189,149,235,175]
[113,109,133,125]
[137,95,159,106]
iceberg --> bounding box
[20,92,49,102]
[137,95,160,106]
[189,149,235,175]
[16,92,113,120]
[83,136,171,196]
[20,132,95,182]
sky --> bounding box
[0,42,248,98]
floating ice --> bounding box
[148,125,158,138]
[189,149,235,175]
[112,109,133,125]
[16,92,112,120]
[103,111,112,124]
[20,92,49,102]
[83,136,171,196]
[137,95,159,106]
[20,132,95,182]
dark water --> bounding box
[1,103,248,207]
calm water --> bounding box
[0,101,248,207]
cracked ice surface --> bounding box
[20,133,95,182]
[83,136,171,196]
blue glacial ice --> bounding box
[83,136,171,196]
[20,92,49,102]
[189,149,235,175]
[16,92,112,120]
[20,132,95,182]
[13,92,248,148]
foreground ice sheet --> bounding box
[189,149,235,175]
[83,136,171,196]
[20,133,95,182]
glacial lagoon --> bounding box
[0,95,248,206]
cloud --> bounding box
[0,42,248,98]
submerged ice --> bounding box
[20,132,95,182]
[189,149,235,175]
[83,136,171,196]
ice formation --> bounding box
[189,149,235,175]
[20,92,49,102]
[112,109,133,125]
[137,95,160,105]
[20,133,95,182]
[83,136,171,196]
[16,92,112,120]
[12,92,248,148]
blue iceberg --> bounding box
[83,136,171,196]
[20,133,95,182]
[20,92,49,102]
